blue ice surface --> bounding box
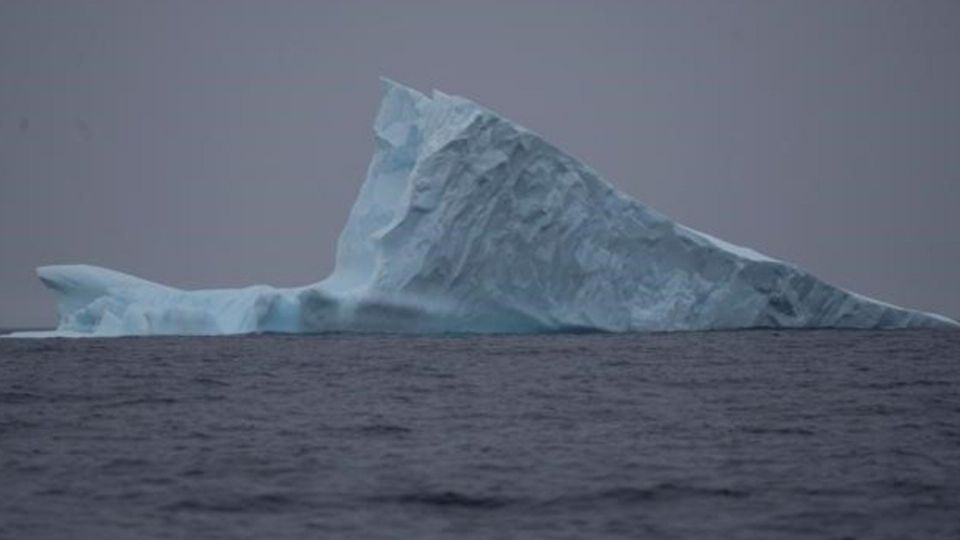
[12,79,958,337]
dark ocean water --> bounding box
[1,330,958,540]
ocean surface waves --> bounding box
[1,329,959,539]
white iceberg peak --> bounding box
[12,79,957,337]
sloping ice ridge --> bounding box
[12,79,958,337]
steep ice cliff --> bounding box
[12,79,957,336]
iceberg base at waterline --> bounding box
[10,80,958,337]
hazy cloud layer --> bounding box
[1,0,958,327]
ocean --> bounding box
[1,330,958,539]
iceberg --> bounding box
[12,79,958,337]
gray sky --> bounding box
[1,0,958,328]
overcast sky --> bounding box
[1,0,958,328]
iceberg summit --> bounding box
[16,79,958,337]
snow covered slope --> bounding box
[12,79,957,336]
